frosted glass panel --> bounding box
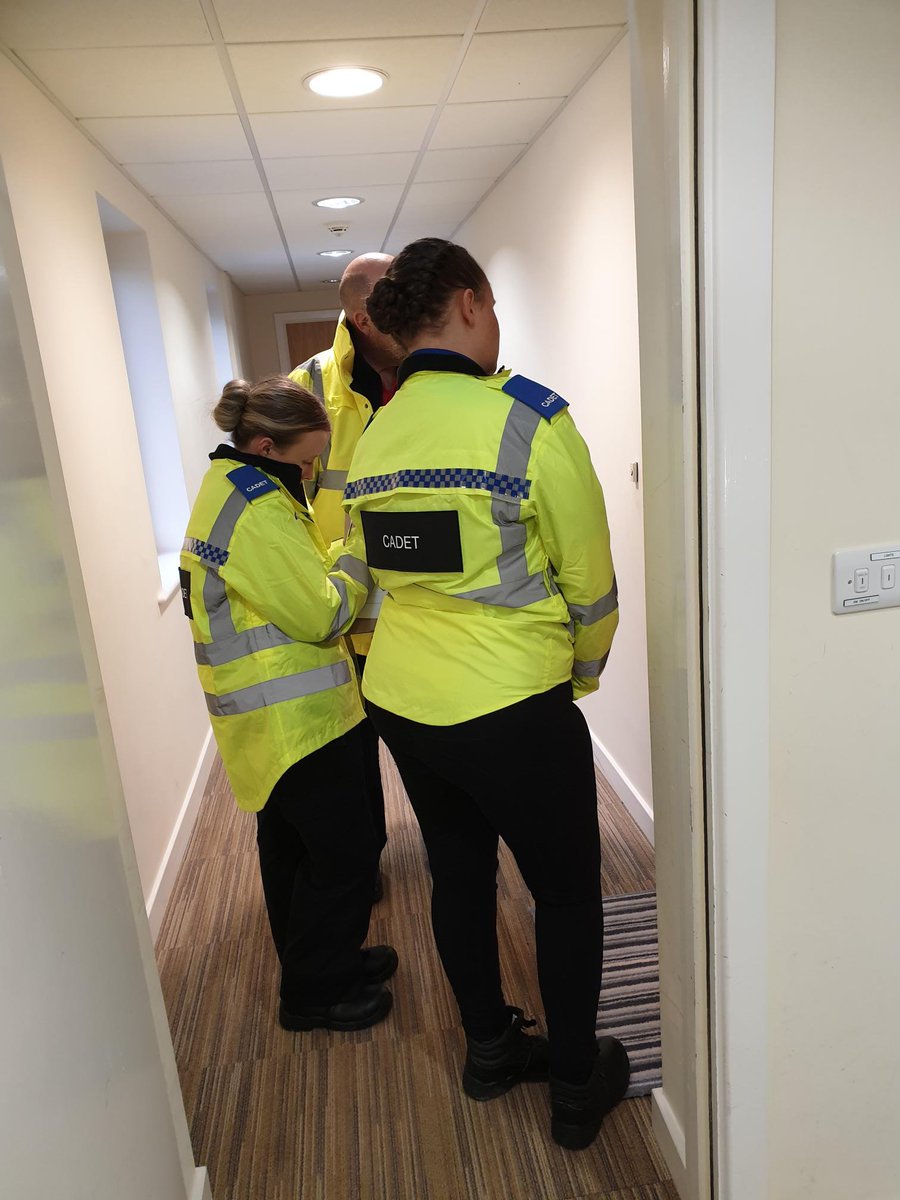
[0,163,189,1199]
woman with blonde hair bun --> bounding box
[180,374,395,1032]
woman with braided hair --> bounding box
[333,238,630,1149]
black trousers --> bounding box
[369,683,604,1082]
[256,725,379,1007]
[356,654,387,858]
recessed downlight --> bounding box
[318,249,352,258]
[305,67,387,98]
[314,196,363,210]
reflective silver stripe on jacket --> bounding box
[202,488,249,641]
[333,553,373,591]
[325,576,354,639]
[194,623,297,668]
[299,355,328,500]
[573,651,611,678]
[205,660,352,717]
[193,482,301,665]
[300,355,325,403]
[567,578,619,626]
[455,399,552,610]
[318,467,348,491]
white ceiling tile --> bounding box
[383,220,458,255]
[18,47,235,118]
[126,161,262,196]
[237,272,297,294]
[81,115,251,163]
[478,0,626,33]
[451,27,621,104]
[215,0,473,42]
[290,244,390,283]
[0,0,211,49]
[415,144,524,183]
[407,178,494,207]
[430,97,560,149]
[396,178,492,230]
[155,193,279,243]
[230,37,461,113]
[274,183,403,246]
[154,190,277,235]
[263,153,416,191]
[251,107,432,158]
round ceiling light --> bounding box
[322,278,341,284]
[305,68,386,98]
[314,196,363,210]
[318,249,352,258]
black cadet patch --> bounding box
[362,510,463,573]
[179,568,194,619]
[501,374,568,420]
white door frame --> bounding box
[698,1,776,1197]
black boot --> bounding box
[462,1007,550,1101]
[362,944,398,984]
[279,982,393,1032]
[550,1036,631,1150]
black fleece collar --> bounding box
[209,444,307,506]
[397,348,489,386]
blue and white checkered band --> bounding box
[182,537,230,567]
[344,467,531,502]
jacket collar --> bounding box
[209,444,307,506]
[397,348,488,386]
[346,319,385,409]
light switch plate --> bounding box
[832,545,900,614]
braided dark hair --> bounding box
[366,238,489,343]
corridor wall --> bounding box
[765,1,900,1194]
[0,54,251,930]
[458,34,653,835]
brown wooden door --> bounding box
[286,319,335,370]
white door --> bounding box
[628,3,713,1197]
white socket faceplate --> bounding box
[832,545,900,615]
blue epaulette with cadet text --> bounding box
[227,464,279,501]
[501,374,568,421]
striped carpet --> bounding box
[157,749,670,1200]
[598,892,661,1098]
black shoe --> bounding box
[550,1037,631,1150]
[363,944,398,984]
[279,983,393,1032]
[462,1006,550,1101]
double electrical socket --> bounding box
[832,545,900,615]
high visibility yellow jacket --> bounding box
[180,448,372,811]
[290,315,383,654]
[335,352,618,725]
[289,315,378,544]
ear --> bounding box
[250,435,274,458]
[459,287,478,327]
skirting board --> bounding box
[652,1087,688,1198]
[146,729,217,942]
[589,729,655,845]
[190,1166,213,1200]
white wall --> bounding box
[0,55,247,920]
[766,1,900,1195]
[458,34,653,833]
[244,287,340,378]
